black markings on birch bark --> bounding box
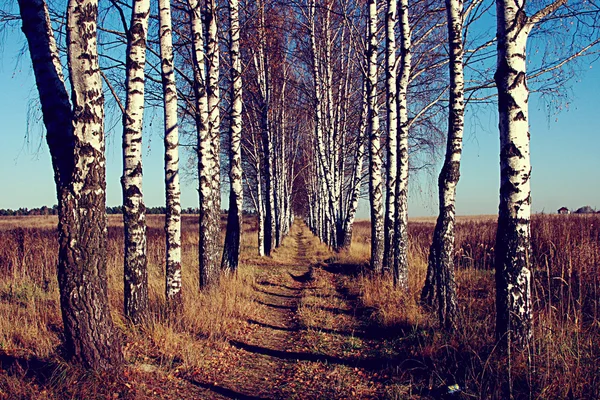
[495,0,538,350]
[18,0,122,369]
[222,0,243,272]
[203,0,222,286]
[367,0,385,274]
[420,0,463,331]
[188,0,220,288]
[302,1,368,255]
[393,0,411,289]
[159,0,182,309]
[383,0,398,273]
[121,0,150,325]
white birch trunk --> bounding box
[206,0,221,231]
[335,38,351,247]
[341,137,366,249]
[383,0,398,272]
[159,0,182,308]
[421,0,463,330]
[323,5,341,249]
[222,0,243,272]
[309,0,338,249]
[367,0,385,273]
[341,84,368,250]
[121,0,150,325]
[393,0,411,289]
[493,0,562,349]
[254,0,274,256]
[188,0,217,288]
[18,0,122,368]
[273,110,282,248]
[255,148,266,256]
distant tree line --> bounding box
[0,206,203,216]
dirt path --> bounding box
[185,223,387,399]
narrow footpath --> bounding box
[185,223,389,399]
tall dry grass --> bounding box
[1,214,599,398]
[0,215,259,371]
[342,214,600,398]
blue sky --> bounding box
[1,26,598,217]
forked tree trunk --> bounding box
[367,0,384,273]
[221,0,243,272]
[159,0,182,308]
[18,0,122,369]
[122,0,150,325]
[393,0,411,289]
[421,0,464,330]
[383,0,398,273]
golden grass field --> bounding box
[0,213,599,398]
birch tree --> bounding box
[159,0,182,308]
[420,0,464,330]
[17,0,122,368]
[205,0,221,254]
[121,0,151,325]
[250,0,274,256]
[188,0,221,287]
[494,0,570,349]
[241,112,265,256]
[339,94,367,250]
[393,0,411,288]
[297,0,368,252]
[383,0,398,272]
[367,0,384,273]
[222,0,243,271]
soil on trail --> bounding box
[185,223,390,399]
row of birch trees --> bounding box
[11,0,600,370]
[13,0,300,369]
[299,0,599,353]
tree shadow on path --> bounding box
[188,379,270,400]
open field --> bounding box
[0,214,599,398]
[0,214,203,231]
